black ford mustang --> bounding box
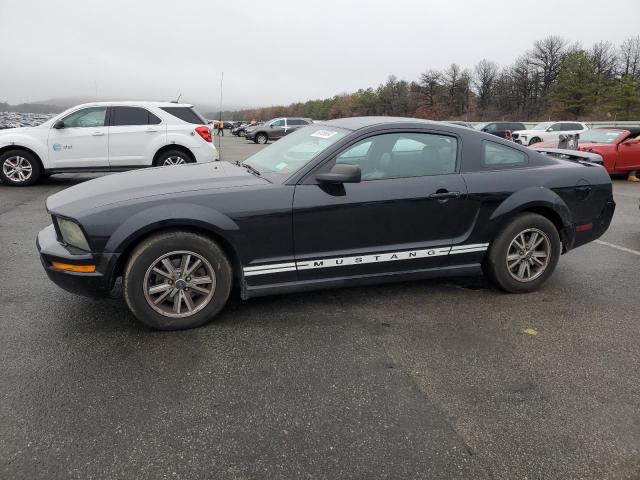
[37,117,615,330]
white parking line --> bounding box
[595,240,640,257]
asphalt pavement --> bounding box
[1,133,639,479]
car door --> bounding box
[292,130,477,282]
[108,106,165,167]
[542,122,562,141]
[617,136,640,171]
[46,106,109,169]
[269,119,286,139]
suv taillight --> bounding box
[195,126,212,143]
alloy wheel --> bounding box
[143,250,216,318]
[506,228,551,282]
[2,156,32,182]
[162,155,187,166]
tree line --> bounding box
[220,35,640,122]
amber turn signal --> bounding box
[51,261,96,273]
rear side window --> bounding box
[160,106,206,124]
[110,107,159,126]
[510,123,525,131]
[482,141,528,168]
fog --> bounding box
[0,0,637,109]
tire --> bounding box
[483,213,561,293]
[0,149,41,186]
[239,130,246,137]
[528,137,541,146]
[255,133,268,144]
[124,231,232,330]
[154,149,193,167]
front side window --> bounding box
[271,119,285,127]
[562,122,583,131]
[110,106,153,126]
[483,141,528,167]
[547,123,562,132]
[484,123,499,133]
[335,132,457,180]
[61,107,107,128]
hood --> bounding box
[0,126,41,139]
[47,162,267,216]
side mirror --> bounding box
[316,163,361,184]
[53,120,65,129]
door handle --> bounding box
[146,129,159,133]
[92,131,104,136]
[429,191,461,201]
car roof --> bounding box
[71,101,194,109]
[319,116,439,131]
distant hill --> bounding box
[2,97,248,115]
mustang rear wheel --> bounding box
[483,213,560,293]
[124,231,232,330]
[0,150,41,186]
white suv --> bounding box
[0,101,218,186]
[512,121,588,146]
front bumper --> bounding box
[36,224,117,297]
[245,131,256,140]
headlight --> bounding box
[520,135,527,141]
[56,217,90,251]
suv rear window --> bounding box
[160,106,206,124]
[110,106,160,126]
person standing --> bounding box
[217,119,224,136]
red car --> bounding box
[532,128,640,175]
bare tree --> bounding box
[530,35,569,104]
[418,69,442,107]
[619,36,640,77]
[473,59,499,114]
[589,41,617,78]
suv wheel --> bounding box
[124,231,232,330]
[0,150,41,186]
[483,213,560,293]
[155,149,192,167]
[255,133,268,144]
[528,137,542,145]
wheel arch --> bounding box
[0,144,45,172]
[488,187,573,250]
[102,204,247,288]
[152,144,196,166]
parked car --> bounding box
[475,122,526,139]
[512,121,588,146]
[37,117,614,330]
[245,117,312,144]
[0,102,218,186]
[231,122,253,137]
[531,128,640,175]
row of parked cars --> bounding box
[1,103,639,187]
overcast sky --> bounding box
[1,0,638,109]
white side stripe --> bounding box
[242,243,489,276]
[243,262,296,272]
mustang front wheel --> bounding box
[124,231,232,330]
[484,213,561,293]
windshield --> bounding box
[243,125,349,180]
[532,122,553,131]
[578,129,625,144]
